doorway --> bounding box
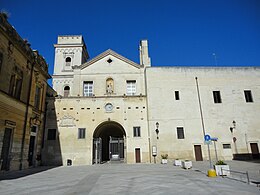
[28,136,36,166]
[0,128,13,171]
[28,126,37,166]
[194,145,203,161]
[250,143,259,159]
[93,121,126,163]
[135,148,141,163]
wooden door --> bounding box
[250,143,259,159]
[1,128,13,170]
[135,148,141,163]
[194,145,203,161]
[28,136,36,166]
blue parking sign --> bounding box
[204,134,211,141]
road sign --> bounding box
[211,137,218,141]
[204,140,212,145]
[204,134,211,141]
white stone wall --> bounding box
[146,67,260,161]
[43,96,150,165]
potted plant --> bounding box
[161,154,168,164]
[214,160,230,176]
[174,158,182,166]
[181,160,192,169]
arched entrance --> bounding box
[93,121,126,164]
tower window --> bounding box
[64,86,70,97]
[65,57,71,66]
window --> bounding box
[47,129,56,140]
[177,127,185,139]
[83,81,93,96]
[8,41,14,54]
[9,75,15,95]
[34,86,41,109]
[126,80,136,95]
[0,52,3,73]
[14,78,22,99]
[107,58,112,63]
[65,57,71,66]
[223,144,231,149]
[213,91,222,103]
[64,86,70,97]
[78,128,86,139]
[133,127,141,137]
[175,91,180,100]
[9,70,23,100]
[244,90,253,103]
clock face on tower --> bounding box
[105,103,113,112]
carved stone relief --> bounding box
[59,114,76,127]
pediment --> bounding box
[79,49,142,70]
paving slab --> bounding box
[0,162,259,194]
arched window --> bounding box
[64,86,70,97]
[106,78,114,94]
[65,57,71,66]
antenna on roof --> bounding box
[212,53,218,66]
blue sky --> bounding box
[2,0,260,77]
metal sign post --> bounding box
[211,137,218,162]
[205,134,213,169]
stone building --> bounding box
[0,13,51,171]
[43,35,260,166]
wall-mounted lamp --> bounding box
[155,122,159,139]
[230,120,236,133]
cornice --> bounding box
[54,44,85,48]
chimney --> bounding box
[139,40,151,67]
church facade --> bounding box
[42,35,260,166]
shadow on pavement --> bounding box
[234,159,260,164]
[0,166,58,181]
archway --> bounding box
[93,121,126,163]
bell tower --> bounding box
[52,35,89,95]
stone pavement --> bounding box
[192,160,260,183]
[0,161,259,195]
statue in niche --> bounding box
[106,78,114,94]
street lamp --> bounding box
[155,122,159,139]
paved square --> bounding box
[0,162,259,194]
